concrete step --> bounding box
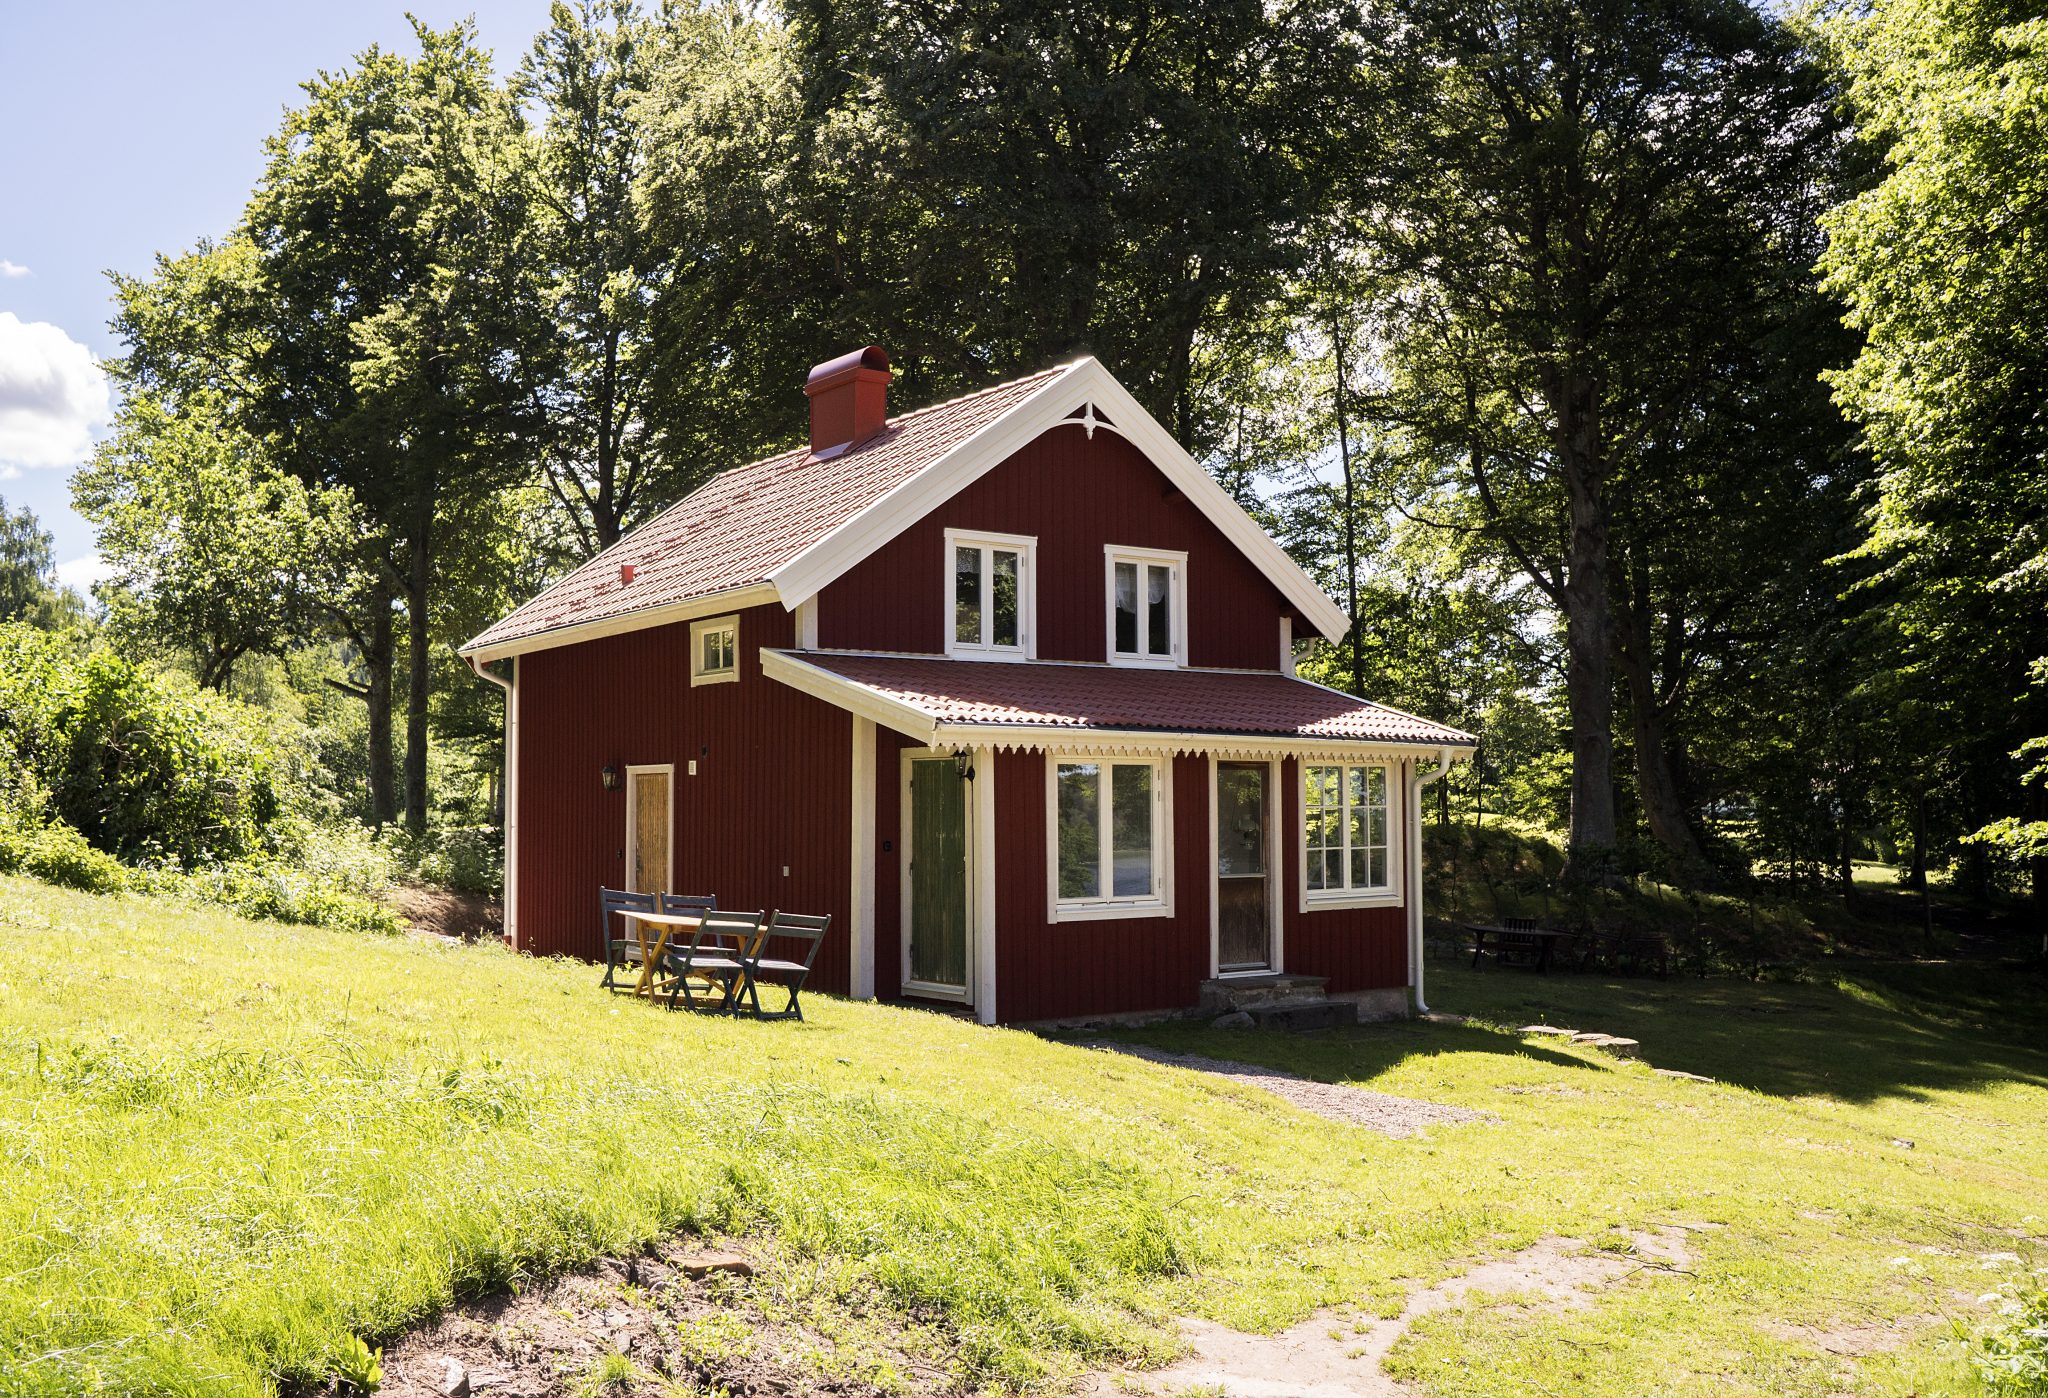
[1199,973,1330,1015]
[1249,1000,1356,1032]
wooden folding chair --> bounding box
[738,912,831,1022]
[600,887,658,990]
[664,908,761,1013]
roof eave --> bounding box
[460,582,781,663]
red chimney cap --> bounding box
[805,345,891,393]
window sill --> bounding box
[690,669,739,687]
[1300,890,1401,912]
[943,646,1033,663]
[1107,654,1180,670]
[1052,899,1173,923]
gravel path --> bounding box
[1091,1042,1496,1138]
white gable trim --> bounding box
[767,358,1355,643]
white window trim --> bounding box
[944,528,1037,660]
[1104,545,1188,668]
[1297,758,1404,912]
[1045,751,1174,921]
[689,614,739,685]
[899,746,976,1005]
[1209,754,1285,978]
[623,763,675,896]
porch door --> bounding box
[1216,762,1271,972]
[626,766,671,896]
[906,756,970,997]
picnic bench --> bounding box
[1465,921,1576,972]
[601,889,830,1020]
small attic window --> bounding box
[690,615,738,686]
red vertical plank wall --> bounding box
[512,602,856,992]
[816,424,1299,669]
[1278,756,1411,993]
[870,726,915,1001]
[988,750,1212,1023]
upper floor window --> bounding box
[1303,762,1396,903]
[946,529,1035,659]
[690,615,738,685]
[1105,547,1186,667]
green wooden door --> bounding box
[908,758,969,991]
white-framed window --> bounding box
[1047,753,1172,920]
[1104,546,1186,667]
[690,615,739,685]
[1301,762,1397,905]
[946,529,1036,659]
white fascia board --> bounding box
[931,723,1474,762]
[758,648,940,744]
[1069,361,1354,642]
[766,358,1354,643]
[767,362,1086,608]
[461,583,781,663]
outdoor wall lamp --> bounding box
[601,764,621,791]
[953,751,975,781]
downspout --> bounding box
[465,652,516,948]
[1410,746,1455,1015]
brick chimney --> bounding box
[804,346,892,458]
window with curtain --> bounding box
[1107,549,1182,665]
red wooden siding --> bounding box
[1278,756,1411,993]
[871,725,915,1001]
[818,424,1301,668]
[986,750,1213,1023]
[513,602,855,992]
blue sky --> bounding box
[0,1,556,587]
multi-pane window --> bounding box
[1106,549,1184,665]
[1053,758,1165,911]
[689,616,738,685]
[948,532,1032,656]
[1304,763,1392,895]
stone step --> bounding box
[1199,973,1330,1015]
[1249,1000,1356,1032]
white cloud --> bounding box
[0,311,110,476]
[56,553,115,593]
[0,260,29,278]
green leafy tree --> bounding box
[1820,0,2048,922]
[74,391,357,690]
[1367,0,1838,874]
[241,19,537,834]
[0,497,84,629]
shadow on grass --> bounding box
[1080,959,2048,1105]
[1085,1013,1610,1085]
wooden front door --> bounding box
[626,766,672,896]
[1216,762,1271,972]
[905,755,970,998]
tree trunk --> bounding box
[365,580,398,830]
[1555,377,1617,877]
[403,496,434,837]
[1616,646,1709,874]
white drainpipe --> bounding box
[466,653,517,948]
[1410,746,1455,1015]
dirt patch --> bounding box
[375,1240,957,1397]
[1086,1228,1696,1397]
[1090,1044,1496,1138]
[1765,1318,1933,1357]
[388,883,502,943]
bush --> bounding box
[0,623,313,867]
[1959,1277,2048,1394]
[389,824,503,898]
[135,859,400,937]
[0,821,130,894]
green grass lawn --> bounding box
[2,873,2045,1396]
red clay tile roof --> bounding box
[779,652,1477,747]
[464,366,1073,655]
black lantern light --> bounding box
[601,764,621,791]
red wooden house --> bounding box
[461,348,1474,1025]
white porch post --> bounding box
[850,716,877,999]
[972,744,998,1024]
